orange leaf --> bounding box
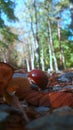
[49,91,73,108]
[6,77,30,99]
[0,62,14,96]
[21,90,73,108]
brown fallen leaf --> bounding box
[6,77,30,100]
[0,62,30,123]
[49,91,73,108]
[4,77,31,123]
[20,90,73,108]
[0,62,14,96]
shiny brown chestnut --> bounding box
[28,69,48,89]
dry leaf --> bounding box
[21,90,73,108]
[6,77,30,100]
[0,62,14,96]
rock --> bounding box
[0,104,27,129]
[0,111,9,122]
[53,106,73,115]
[26,113,73,130]
[51,85,62,91]
[13,72,28,78]
[35,106,50,114]
[0,111,9,130]
[35,106,50,112]
[57,72,73,82]
[0,104,21,113]
[63,85,73,89]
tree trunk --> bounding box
[48,20,58,71]
[41,46,45,71]
[33,0,41,69]
[30,42,35,70]
[25,58,30,72]
[57,21,66,70]
[1,48,7,63]
[48,43,53,71]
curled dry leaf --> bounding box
[6,77,30,99]
[0,62,14,96]
[0,62,30,123]
[4,77,31,123]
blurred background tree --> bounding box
[0,0,73,71]
[0,0,18,65]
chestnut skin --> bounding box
[28,69,48,89]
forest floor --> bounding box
[0,68,73,130]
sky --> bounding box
[2,0,73,41]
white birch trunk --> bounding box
[41,46,45,71]
[1,48,7,63]
[25,58,30,72]
[30,42,35,70]
[48,20,58,71]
